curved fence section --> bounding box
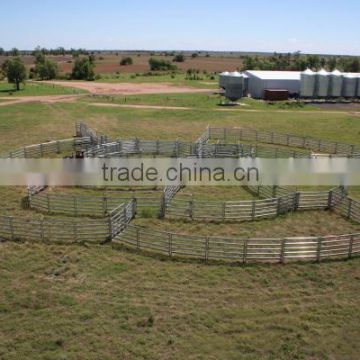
[84,139,311,158]
[0,199,136,244]
[0,137,92,158]
[28,189,161,217]
[206,127,360,156]
[114,225,360,263]
[165,187,346,221]
[165,193,298,221]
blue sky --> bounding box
[1,0,359,55]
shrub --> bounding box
[120,57,133,66]
[149,58,177,71]
[71,57,95,81]
[173,54,185,62]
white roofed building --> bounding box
[244,70,301,98]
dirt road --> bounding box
[0,94,82,107]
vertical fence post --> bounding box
[8,218,15,240]
[132,197,137,218]
[316,237,322,263]
[276,197,282,216]
[205,236,209,262]
[348,235,354,259]
[294,192,300,211]
[347,198,353,219]
[40,220,44,242]
[189,200,194,220]
[108,216,113,239]
[251,200,256,221]
[103,196,108,216]
[159,194,166,219]
[327,190,333,209]
[243,239,248,264]
[73,223,78,243]
[136,228,140,250]
[168,233,173,257]
[280,239,286,263]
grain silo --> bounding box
[225,74,244,101]
[343,74,357,98]
[329,69,343,97]
[315,69,330,98]
[219,71,230,89]
[227,71,242,84]
[300,68,315,97]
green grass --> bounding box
[0,95,360,359]
[0,81,86,97]
[97,72,218,89]
[84,92,325,111]
[1,241,360,359]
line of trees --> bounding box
[241,52,360,72]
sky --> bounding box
[1,0,359,55]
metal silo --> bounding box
[227,71,242,85]
[219,71,230,89]
[329,69,343,97]
[225,74,244,101]
[300,68,315,97]
[343,74,357,98]
[315,68,330,98]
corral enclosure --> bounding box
[1,88,360,359]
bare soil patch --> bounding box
[0,94,81,107]
[43,81,213,95]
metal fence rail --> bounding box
[164,187,346,221]
[28,189,162,217]
[83,139,311,158]
[0,137,92,158]
[0,199,136,244]
[114,225,360,263]
[206,127,360,156]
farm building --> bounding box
[219,69,360,100]
[244,70,301,98]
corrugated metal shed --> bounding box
[244,70,301,98]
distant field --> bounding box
[0,53,243,75]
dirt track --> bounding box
[0,94,82,107]
[43,81,213,95]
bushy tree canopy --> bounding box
[148,58,177,71]
[71,57,95,80]
[1,57,27,90]
[120,57,133,66]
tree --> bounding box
[11,48,20,56]
[36,59,59,80]
[71,57,95,80]
[1,57,27,90]
[347,58,360,73]
[120,57,133,66]
[191,53,198,58]
[148,58,177,71]
[0,47,4,56]
[173,54,185,62]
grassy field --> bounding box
[0,94,360,359]
[1,242,360,359]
